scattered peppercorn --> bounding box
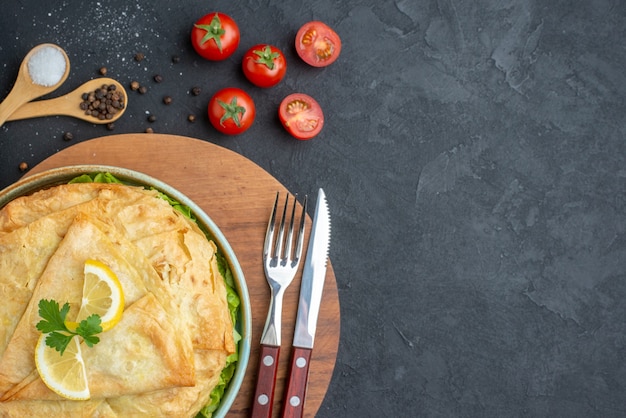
[145,127,154,133]
[106,123,115,131]
[63,132,74,141]
[19,162,28,172]
[138,85,148,94]
[80,84,125,121]
[172,55,180,64]
[188,114,196,123]
[99,67,107,76]
[134,52,145,62]
[191,86,201,96]
[163,96,172,105]
[148,114,156,123]
[153,74,163,83]
[130,81,140,91]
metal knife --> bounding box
[281,188,331,418]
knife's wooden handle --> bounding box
[281,347,313,418]
[251,344,280,418]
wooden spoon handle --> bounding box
[7,94,78,121]
[0,86,29,127]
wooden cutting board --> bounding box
[26,133,340,418]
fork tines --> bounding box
[264,192,307,268]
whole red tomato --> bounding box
[242,44,287,88]
[191,13,240,61]
[295,21,341,67]
[278,93,324,140]
[208,87,256,135]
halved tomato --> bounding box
[295,21,341,67]
[278,93,324,140]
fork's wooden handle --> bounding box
[251,344,280,418]
[281,347,313,418]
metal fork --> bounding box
[251,192,307,418]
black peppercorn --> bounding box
[79,84,125,121]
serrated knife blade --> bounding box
[281,188,331,418]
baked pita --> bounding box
[0,182,236,417]
[0,216,66,358]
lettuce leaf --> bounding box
[68,172,123,184]
[151,187,197,221]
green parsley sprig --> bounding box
[36,299,103,355]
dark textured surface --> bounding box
[1,1,625,416]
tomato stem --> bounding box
[253,45,280,70]
[195,13,225,52]
[218,97,246,128]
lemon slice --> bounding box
[35,333,90,400]
[66,259,125,332]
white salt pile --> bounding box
[27,46,66,87]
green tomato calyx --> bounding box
[218,97,246,128]
[253,45,280,70]
[195,14,226,52]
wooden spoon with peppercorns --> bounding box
[6,78,127,125]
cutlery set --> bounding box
[252,188,331,418]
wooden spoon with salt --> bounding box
[7,78,128,125]
[0,43,70,127]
